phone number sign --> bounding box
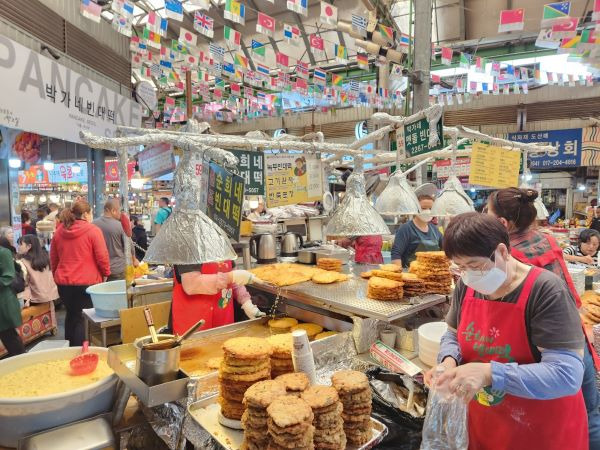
[507,128,582,169]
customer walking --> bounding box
[131,216,148,261]
[50,201,110,346]
[94,199,138,281]
[154,197,172,233]
[0,237,24,357]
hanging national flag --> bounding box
[378,24,394,45]
[390,63,403,78]
[498,8,525,33]
[112,14,132,37]
[351,14,368,37]
[112,0,134,17]
[309,35,325,58]
[295,78,308,94]
[276,52,290,70]
[190,0,211,9]
[209,43,225,61]
[143,28,162,49]
[431,74,441,83]
[171,40,189,55]
[184,54,198,67]
[594,0,600,22]
[489,60,500,76]
[320,2,338,25]
[296,61,309,79]
[179,27,198,48]
[283,23,301,45]
[399,33,411,47]
[132,53,142,68]
[160,59,173,70]
[559,35,580,50]
[147,11,168,36]
[468,81,477,94]
[541,2,571,27]
[441,47,453,65]
[234,53,249,71]
[194,11,214,38]
[459,52,471,68]
[578,29,599,50]
[535,28,561,49]
[80,0,102,23]
[334,44,347,62]
[313,68,327,85]
[165,0,183,21]
[225,0,245,25]
[257,12,275,36]
[222,63,235,77]
[551,17,578,39]
[230,82,241,97]
[357,53,369,70]
[287,0,308,16]
[506,64,515,76]
[256,63,270,78]
[251,40,266,60]
[224,26,242,49]
[332,73,344,89]
[475,56,485,73]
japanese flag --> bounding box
[179,27,198,48]
[320,2,338,25]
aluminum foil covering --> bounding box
[326,171,390,237]
[375,171,420,217]
[431,175,474,218]
[140,402,185,450]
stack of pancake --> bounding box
[409,251,453,294]
[267,396,315,450]
[301,386,346,450]
[275,372,310,397]
[268,317,298,334]
[241,380,287,450]
[218,337,272,420]
[401,272,428,297]
[317,258,343,272]
[367,276,404,300]
[332,370,373,446]
[268,333,295,378]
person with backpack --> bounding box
[50,201,110,346]
[154,197,172,233]
[0,236,24,357]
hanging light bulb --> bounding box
[43,138,54,171]
[71,143,81,174]
[130,171,145,190]
[39,194,47,203]
[8,158,21,169]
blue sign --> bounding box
[507,128,582,170]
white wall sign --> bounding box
[136,80,157,111]
[138,143,175,179]
[0,35,142,143]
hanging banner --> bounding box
[18,165,50,186]
[468,143,520,188]
[47,162,88,184]
[138,143,175,179]
[206,162,244,241]
[264,153,323,208]
[229,149,265,195]
[400,116,444,158]
[432,157,471,180]
[105,160,136,182]
[0,35,142,143]
[506,128,582,169]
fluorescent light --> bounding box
[8,158,21,169]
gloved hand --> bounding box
[231,269,258,285]
[241,300,266,319]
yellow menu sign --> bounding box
[265,153,323,208]
[468,142,521,189]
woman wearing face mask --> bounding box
[487,188,600,449]
[425,212,587,450]
[391,194,442,268]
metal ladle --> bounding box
[142,317,206,350]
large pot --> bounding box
[0,347,117,447]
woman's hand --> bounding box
[424,357,457,387]
[581,255,595,265]
[436,362,492,402]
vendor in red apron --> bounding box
[336,236,383,264]
[171,264,263,335]
[486,187,600,448]
[424,212,587,450]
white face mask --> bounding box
[461,250,507,295]
[417,210,433,222]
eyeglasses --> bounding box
[449,249,497,277]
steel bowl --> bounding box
[0,347,117,448]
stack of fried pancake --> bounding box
[301,386,346,450]
[401,272,428,297]
[267,396,315,450]
[409,251,453,294]
[269,317,299,334]
[316,258,343,272]
[332,370,373,446]
[268,333,295,378]
[241,380,287,450]
[367,276,404,301]
[292,323,324,341]
[218,337,272,420]
[276,372,310,397]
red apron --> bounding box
[457,267,588,450]
[511,236,600,369]
[171,261,234,335]
[354,236,384,264]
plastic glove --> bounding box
[231,269,257,285]
[241,300,266,319]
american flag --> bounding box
[351,14,368,36]
[194,11,214,38]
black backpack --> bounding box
[11,260,25,294]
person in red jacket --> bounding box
[50,201,110,346]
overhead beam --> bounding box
[292,14,317,65]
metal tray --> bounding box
[186,394,388,450]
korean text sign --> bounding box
[206,162,244,241]
[229,149,265,195]
[138,143,175,179]
[468,142,520,189]
[507,128,582,169]
[0,35,141,143]
[400,116,444,158]
[264,153,323,208]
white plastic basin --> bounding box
[86,280,127,318]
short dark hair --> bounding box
[418,194,434,202]
[580,229,600,244]
[488,187,538,233]
[443,212,510,259]
[160,197,170,205]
